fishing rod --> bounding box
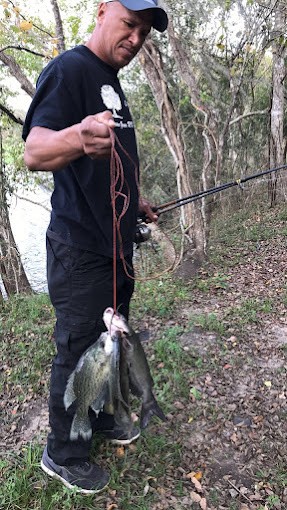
[135,163,287,244]
[155,163,287,215]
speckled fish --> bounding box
[64,310,130,441]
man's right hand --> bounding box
[78,111,115,160]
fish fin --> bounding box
[138,330,150,343]
[140,395,167,429]
[90,383,109,415]
[63,372,76,410]
[90,401,101,416]
[70,412,92,442]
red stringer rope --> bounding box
[109,127,139,312]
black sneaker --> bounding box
[40,447,109,495]
[100,426,140,445]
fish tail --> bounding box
[70,413,92,442]
[140,396,167,429]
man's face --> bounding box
[96,2,153,70]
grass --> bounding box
[189,312,227,336]
[0,293,54,336]
[0,294,55,395]
[193,272,229,292]
[0,285,192,510]
[131,276,189,320]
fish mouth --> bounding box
[103,307,131,335]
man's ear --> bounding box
[97,2,107,24]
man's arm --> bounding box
[24,111,115,171]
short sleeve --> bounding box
[22,61,80,141]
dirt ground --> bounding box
[1,232,287,510]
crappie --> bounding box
[103,308,167,429]
[64,330,118,441]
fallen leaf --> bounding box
[115,447,125,458]
[143,483,150,496]
[199,497,207,510]
[191,476,203,492]
[190,491,201,503]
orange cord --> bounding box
[109,127,139,312]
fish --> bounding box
[103,331,133,435]
[103,311,134,435]
[64,331,116,441]
[64,311,131,441]
[103,308,167,429]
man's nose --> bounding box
[128,29,145,47]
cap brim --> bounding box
[119,0,168,32]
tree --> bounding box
[0,0,65,297]
[0,121,32,296]
[267,0,287,205]
[138,0,278,270]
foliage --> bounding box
[131,275,189,320]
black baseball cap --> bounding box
[103,0,168,32]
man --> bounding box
[22,0,168,496]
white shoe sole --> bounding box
[109,430,141,445]
[40,460,108,495]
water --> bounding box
[8,186,51,293]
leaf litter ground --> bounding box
[1,210,287,510]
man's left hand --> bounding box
[138,197,158,223]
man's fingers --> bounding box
[94,111,115,129]
[78,111,116,160]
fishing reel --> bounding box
[134,220,151,244]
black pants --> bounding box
[46,236,134,466]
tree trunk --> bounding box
[140,38,207,265]
[268,2,286,206]
[0,125,33,297]
[0,216,33,296]
[50,0,66,53]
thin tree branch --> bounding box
[0,52,35,97]
[13,193,51,212]
[7,0,54,37]
[50,0,66,53]
[0,45,46,59]
[229,109,269,126]
[0,104,24,125]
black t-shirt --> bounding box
[22,45,139,257]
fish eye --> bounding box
[99,339,105,349]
